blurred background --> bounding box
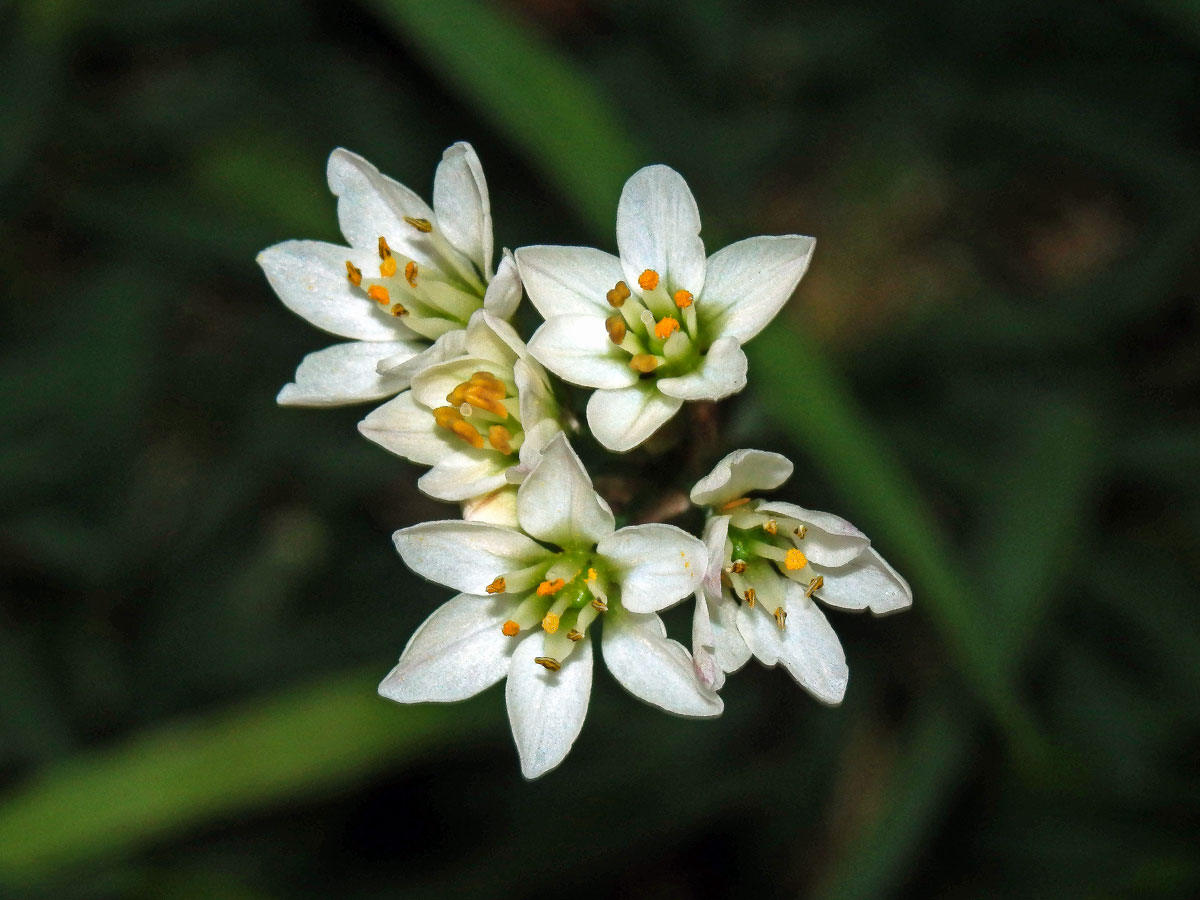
[2,0,1198,897]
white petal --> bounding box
[461,485,521,528]
[516,433,614,548]
[418,450,509,503]
[374,331,463,388]
[710,595,752,674]
[811,548,912,615]
[602,612,722,717]
[755,500,869,568]
[408,356,487,411]
[506,631,593,779]
[515,245,625,318]
[357,391,448,466]
[616,165,707,297]
[258,240,402,341]
[586,384,683,453]
[656,335,747,401]
[326,148,435,259]
[596,523,706,614]
[482,249,522,320]
[465,309,525,367]
[393,520,550,594]
[699,515,731,602]
[690,449,794,509]
[432,141,493,278]
[700,234,816,344]
[736,582,848,705]
[527,315,638,389]
[277,341,419,407]
[378,594,513,703]
[690,597,725,691]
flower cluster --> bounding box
[259,143,911,777]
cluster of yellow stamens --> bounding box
[492,564,611,671]
[600,267,702,376]
[431,371,517,455]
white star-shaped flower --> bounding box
[357,309,562,503]
[257,143,521,407]
[381,433,719,779]
[515,165,814,451]
[689,449,912,703]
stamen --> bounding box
[774,606,787,629]
[673,289,693,308]
[586,568,598,582]
[486,576,507,594]
[450,420,484,449]
[379,255,398,278]
[536,578,566,596]
[605,314,627,345]
[404,216,433,233]
[794,525,808,539]
[590,597,608,612]
[345,261,363,286]
[720,497,751,512]
[638,269,660,291]
[606,281,631,307]
[567,629,583,642]
[744,587,756,608]
[805,575,824,598]
[534,657,561,671]
[404,261,418,288]
[730,560,747,574]
[630,354,660,373]
[763,519,778,535]
[785,549,808,571]
[501,620,520,636]
[654,316,680,340]
[367,285,390,305]
[541,612,560,634]
[488,425,514,454]
[389,304,408,317]
[377,236,392,260]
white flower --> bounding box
[689,449,912,703]
[381,433,719,779]
[515,165,814,452]
[258,143,521,407]
[357,310,562,503]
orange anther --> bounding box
[536,578,565,596]
[501,620,520,636]
[404,261,418,288]
[673,290,693,308]
[638,269,659,291]
[486,576,507,594]
[785,548,808,571]
[654,316,679,340]
[367,284,390,305]
[380,255,398,278]
[345,261,363,286]
[629,353,659,373]
[541,612,560,634]
[605,314,627,344]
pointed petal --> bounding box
[418,450,509,503]
[755,500,870,567]
[277,341,419,406]
[465,309,525,367]
[358,390,448,466]
[515,245,625,318]
[393,520,551,594]
[710,595,752,674]
[699,515,731,602]
[656,335,748,401]
[528,315,639,389]
[736,582,848,705]
[378,594,514,703]
[461,485,521,528]
[700,234,815,344]
[586,383,683,453]
[482,249,522,320]
[326,148,436,258]
[374,330,464,390]
[690,449,794,508]
[616,165,706,297]
[516,433,614,548]
[603,612,722,717]
[811,548,912,615]
[506,631,593,779]
[691,596,725,691]
[258,240,402,341]
[596,523,706,613]
[432,141,493,278]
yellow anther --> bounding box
[654,316,680,341]
[591,598,608,612]
[541,612,560,634]
[638,269,659,291]
[501,620,520,636]
[488,425,514,454]
[404,216,433,233]
[673,289,693,308]
[794,525,808,539]
[345,261,363,286]
[720,497,751,512]
[486,576,507,594]
[730,560,747,574]
[536,578,565,597]
[630,354,660,373]
[744,588,756,607]
[377,236,392,260]
[450,419,484,449]
[606,281,631,307]
[567,629,583,642]
[404,260,418,288]
[805,575,824,598]
[763,519,778,535]
[605,314,627,345]
[534,656,561,671]
[367,285,390,305]
[390,303,408,317]
[379,255,398,278]
[785,549,808,571]
[774,606,787,629]
[587,568,598,582]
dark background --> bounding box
[2,0,1198,897]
